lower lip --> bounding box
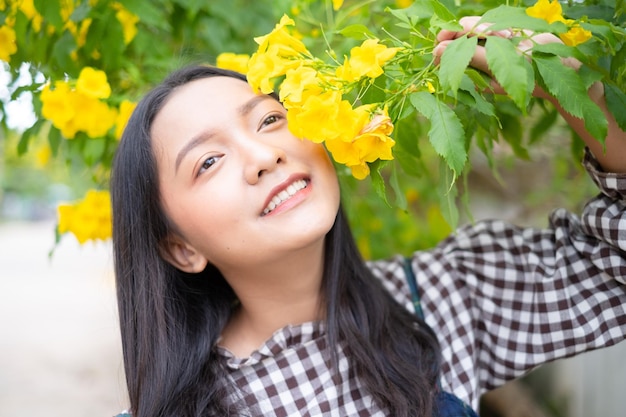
[263,182,312,217]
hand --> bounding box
[433,16,626,173]
[432,16,571,99]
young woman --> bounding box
[111,18,626,417]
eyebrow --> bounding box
[174,94,275,174]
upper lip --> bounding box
[261,173,309,215]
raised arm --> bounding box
[434,16,626,173]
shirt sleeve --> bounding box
[410,149,626,408]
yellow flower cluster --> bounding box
[526,0,592,46]
[57,189,112,244]
[41,67,115,138]
[246,15,400,179]
[41,66,134,140]
[0,0,138,63]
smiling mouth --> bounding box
[262,179,309,216]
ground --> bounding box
[0,220,126,416]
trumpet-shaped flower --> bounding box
[526,0,564,24]
[115,99,137,140]
[113,3,139,44]
[348,39,400,79]
[279,65,324,108]
[77,67,112,99]
[216,52,251,74]
[58,190,112,244]
[80,98,117,138]
[41,82,75,126]
[325,107,395,179]
[0,25,17,62]
[287,91,352,142]
[560,24,592,46]
[254,15,308,56]
[248,44,302,93]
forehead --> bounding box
[151,76,259,138]
[161,76,254,116]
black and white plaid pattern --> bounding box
[217,150,626,414]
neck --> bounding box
[218,242,326,357]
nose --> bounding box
[241,138,287,184]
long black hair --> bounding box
[111,65,441,416]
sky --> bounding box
[1,63,38,132]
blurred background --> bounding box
[1,0,624,416]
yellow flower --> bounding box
[395,0,413,7]
[58,190,112,244]
[560,24,592,46]
[526,0,565,24]
[76,67,111,99]
[336,56,358,83]
[247,51,281,94]
[18,0,43,32]
[287,91,352,143]
[248,45,300,93]
[114,3,139,44]
[0,25,17,62]
[81,98,117,138]
[216,52,250,74]
[115,99,137,139]
[35,143,51,168]
[325,107,395,180]
[41,82,75,127]
[76,18,92,48]
[279,64,324,108]
[348,39,400,79]
[254,15,307,56]
[332,0,344,11]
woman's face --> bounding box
[151,76,340,275]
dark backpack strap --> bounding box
[403,256,425,320]
[404,258,479,417]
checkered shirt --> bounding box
[216,150,626,416]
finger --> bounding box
[436,16,481,42]
[437,16,514,43]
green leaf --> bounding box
[48,126,62,157]
[437,161,458,229]
[83,138,107,166]
[529,107,559,144]
[533,54,608,142]
[51,30,78,73]
[478,6,560,34]
[439,35,477,96]
[485,36,534,112]
[338,24,376,40]
[458,75,495,117]
[604,83,626,132]
[531,42,586,63]
[409,92,467,177]
[389,163,407,210]
[34,0,63,29]
[370,160,391,207]
[123,0,170,30]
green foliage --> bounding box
[1,0,624,256]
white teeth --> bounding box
[262,179,307,215]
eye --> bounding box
[197,155,221,176]
[259,113,284,129]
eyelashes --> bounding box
[259,112,284,130]
[197,155,222,176]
